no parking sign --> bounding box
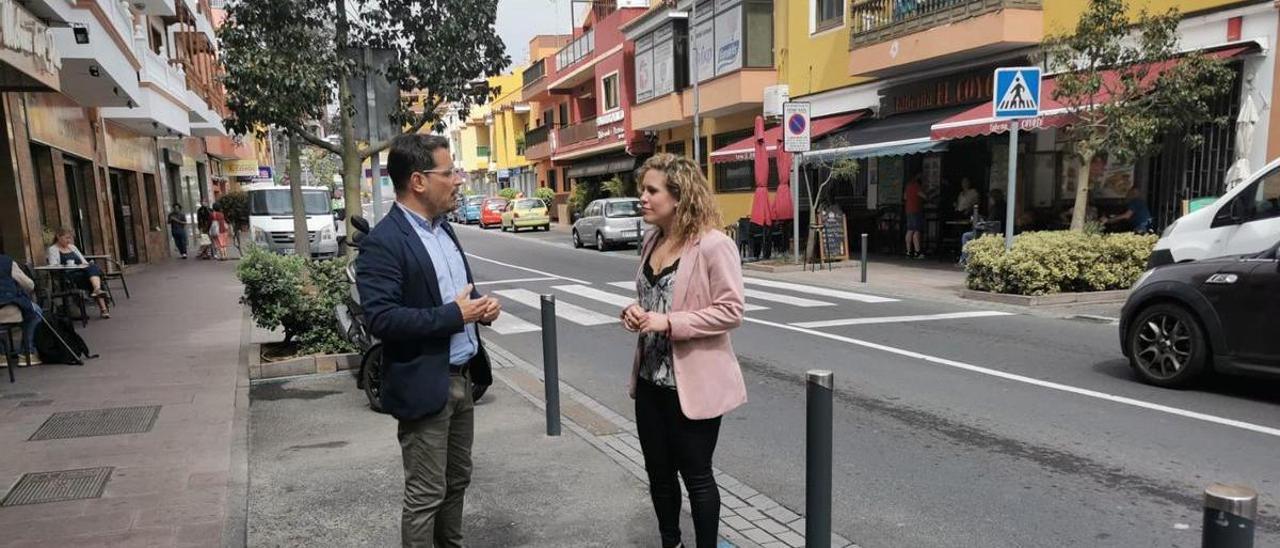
[783,102,811,153]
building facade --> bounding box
[0,0,242,267]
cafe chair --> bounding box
[96,256,129,300]
[0,305,31,383]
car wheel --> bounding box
[1126,303,1210,387]
[596,232,607,251]
[543,224,551,232]
[572,230,583,248]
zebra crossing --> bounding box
[478,277,962,335]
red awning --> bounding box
[930,44,1258,141]
[709,112,867,164]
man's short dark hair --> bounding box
[387,134,451,194]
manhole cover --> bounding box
[29,406,161,441]
[1,467,112,506]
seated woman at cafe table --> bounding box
[46,227,111,319]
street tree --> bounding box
[220,0,508,228]
[1045,0,1233,231]
[802,138,861,226]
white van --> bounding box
[1151,158,1280,267]
[243,183,340,257]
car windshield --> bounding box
[516,199,544,210]
[250,189,331,216]
[485,200,507,211]
[606,201,641,218]
[466,196,484,206]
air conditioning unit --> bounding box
[763,85,790,119]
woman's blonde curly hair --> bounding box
[636,153,722,245]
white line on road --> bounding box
[743,278,898,304]
[743,317,1280,439]
[744,288,835,308]
[474,277,558,286]
[494,289,617,326]
[607,281,768,311]
[485,313,541,335]
[793,310,1014,328]
[553,285,635,309]
[465,253,591,285]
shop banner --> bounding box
[714,6,742,75]
[226,159,259,178]
[692,21,714,83]
[635,44,654,103]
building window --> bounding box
[666,141,686,158]
[602,73,620,111]
[712,129,758,193]
[814,0,842,33]
[746,1,775,67]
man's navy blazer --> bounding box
[356,205,492,421]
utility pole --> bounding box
[691,0,700,165]
[364,48,384,224]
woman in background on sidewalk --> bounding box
[47,228,110,319]
[208,204,229,261]
[621,153,748,548]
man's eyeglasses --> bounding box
[420,168,465,178]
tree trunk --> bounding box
[288,133,310,257]
[1069,151,1094,231]
[335,0,362,231]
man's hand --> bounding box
[479,295,501,324]
[455,284,489,324]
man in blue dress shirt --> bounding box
[357,134,501,547]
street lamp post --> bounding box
[691,0,700,165]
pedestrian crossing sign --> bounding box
[993,67,1041,119]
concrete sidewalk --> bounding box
[0,259,246,547]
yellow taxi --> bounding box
[500,198,551,232]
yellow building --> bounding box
[488,70,537,195]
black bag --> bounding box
[34,313,94,365]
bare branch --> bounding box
[286,122,343,155]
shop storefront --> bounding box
[104,122,165,264]
[25,92,114,260]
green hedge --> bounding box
[237,246,356,355]
[964,231,1156,296]
[534,187,555,204]
[498,187,519,200]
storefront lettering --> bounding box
[884,71,995,116]
[0,0,61,76]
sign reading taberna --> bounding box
[992,67,1041,119]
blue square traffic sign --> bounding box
[993,67,1041,119]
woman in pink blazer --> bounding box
[622,153,748,548]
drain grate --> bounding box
[1,467,113,506]
[29,405,161,441]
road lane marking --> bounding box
[475,277,558,286]
[794,311,1014,328]
[607,281,767,311]
[553,285,635,309]
[465,253,591,285]
[743,317,1280,439]
[485,313,541,335]
[494,289,616,326]
[742,278,898,303]
[744,288,834,308]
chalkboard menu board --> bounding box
[818,208,848,262]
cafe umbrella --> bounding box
[749,115,774,228]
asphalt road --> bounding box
[452,221,1279,548]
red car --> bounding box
[480,198,508,229]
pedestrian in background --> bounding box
[196,201,213,259]
[356,134,499,548]
[208,204,228,261]
[167,203,188,259]
[621,153,748,548]
[904,174,927,259]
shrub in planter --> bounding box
[964,231,1156,296]
[498,187,519,200]
[216,190,250,231]
[534,186,555,205]
[237,246,355,355]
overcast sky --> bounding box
[496,0,577,66]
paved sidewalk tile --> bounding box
[0,260,244,547]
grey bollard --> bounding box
[1202,484,1257,548]
[806,370,833,548]
[860,233,868,284]
[540,295,561,437]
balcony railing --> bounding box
[555,29,595,74]
[556,117,598,148]
[523,59,546,88]
[525,124,550,148]
[850,0,1041,47]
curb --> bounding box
[247,342,360,380]
[960,288,1130,307]
[484,341,860,548]
[222,305,253,548]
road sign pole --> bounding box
[364,48,384,225]
[1005,120,1018,250]
[792,153,801,264]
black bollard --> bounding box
[1202,484,1256,548]
[860,233,868,284]
[806,370,833,548]
[540,294,561,437]
[637,219,643,256]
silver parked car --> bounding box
[572,197,647,251]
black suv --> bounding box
[1120,240,1280,387]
